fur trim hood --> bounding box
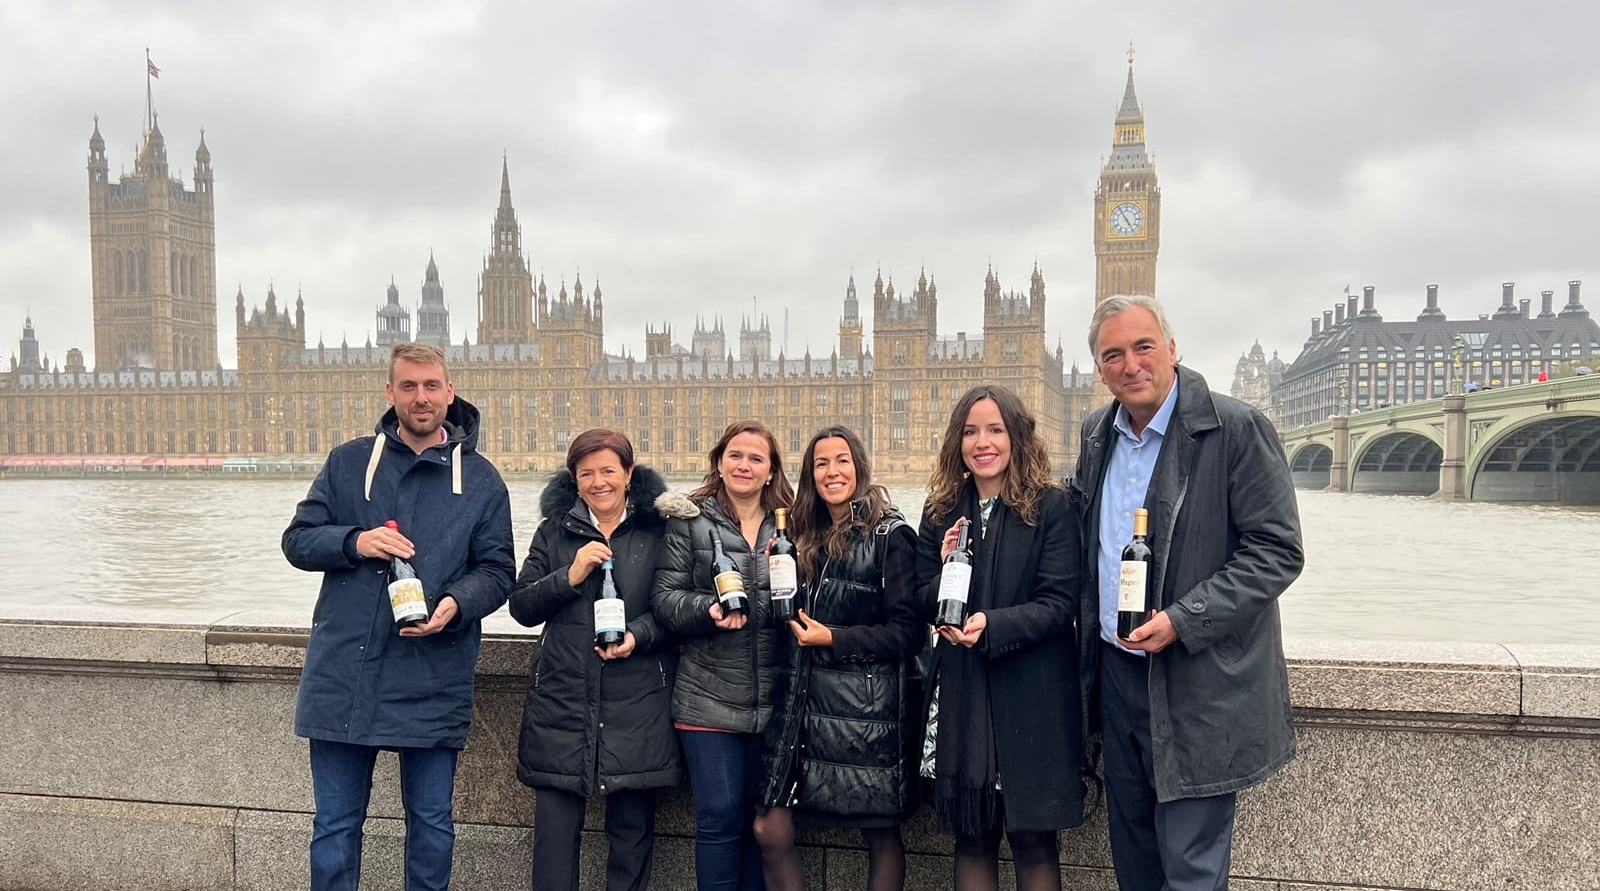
[654,489,701,520]
[538,465,669,527]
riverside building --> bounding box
[1276,284,1600,428]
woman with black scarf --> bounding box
[916,385,1085,891]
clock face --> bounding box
[1110,201,1144,236]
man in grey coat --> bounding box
[1072,295,1304,891]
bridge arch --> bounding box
[1470,412,1600,504]
[1289,443,1332,489]
[1351,431,1442,495]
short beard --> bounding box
[398,410,444,442]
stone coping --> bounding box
[2,618,1597,722]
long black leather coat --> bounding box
[759,513,925,817]
[652,493,786,733]
[509,466,681,795]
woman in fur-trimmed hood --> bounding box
[509,429,679,891]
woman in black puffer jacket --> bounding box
[653,419,796,891]
[510,429,680,891]
[753,425,927,891]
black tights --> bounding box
[952,827,1060,891]
[754,806,906,891]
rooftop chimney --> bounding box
[1323,309,1334,332]
[1492,282,1521,320]
[1418,283,1446,321]
[1519,298,1530,319]
[1539,290,1556,319]
[1346,295,1358,323]
[1358,285,1382,321]
[1310,318,1321,338]
[1334,304,1346,326]
[1559,280,1589,319]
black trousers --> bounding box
[532,786,656,891]
[1099,643,1237,891]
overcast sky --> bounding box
[3,0,1597,388]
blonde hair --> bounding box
[388,342,449,381]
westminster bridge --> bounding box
[1279,374,1600,503]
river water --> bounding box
[3,477,1593,644]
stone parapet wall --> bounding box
[0,620,1595,890]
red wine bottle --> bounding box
[1117,508,1153,638]
[384,519,429,629]
[768,508,798,623]
[594,557,626,647]
[934,518,972,628]
[710,530,748,614]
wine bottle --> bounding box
[768,508,798,623]
[710,529,749,615]
[934,517,972,629]
[384,519,429,629]
[1117,507,1153,638]
[594,557,626,648]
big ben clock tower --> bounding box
[1094,47,1160,304]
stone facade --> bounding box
[2,63,1170,476]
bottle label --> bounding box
[1117,562,1148,613]
[768,554,797,601]
[388,578,428,623]
[594,599,626,635]
[714,570,746,602]
[937,563,971,605]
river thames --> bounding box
[3,477,1594,644]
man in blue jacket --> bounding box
[283,342,516,891]
[1073,296,1304,891]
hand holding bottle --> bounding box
[937,610,986,648]
[357,523,414,559]
[568,541,613,587]
[1120,610,1177,653]
[595,630,637,661]
[399,595,458,638]
[709,601,748,630]
[788,609,833,647]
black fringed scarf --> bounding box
[929,486,1006,837]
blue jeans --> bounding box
[309,739,460,891]
[678,730,766,891]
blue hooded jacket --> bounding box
[283,396,515,749]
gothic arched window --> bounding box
[114,252,124,295]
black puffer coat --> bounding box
[652,493,786,734]
[760,513,925,818]
[509,466,681,795]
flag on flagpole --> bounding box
[148,59,161,79]
[1344,283,1350,296]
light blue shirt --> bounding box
[1097,383,1179,653]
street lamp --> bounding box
[1336,376,1349,417]
[1450,334,1466,394]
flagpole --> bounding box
[145,47,152,134]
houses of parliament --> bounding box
[0,62,1163,479]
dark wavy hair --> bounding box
[924,385,1056,526]
[790,425,891,578]
[565,428,635,475]
[689,419,795,519]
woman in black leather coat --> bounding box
[753,425,927,891]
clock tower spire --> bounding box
[1094,45,1161,304]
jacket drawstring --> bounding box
[364,437,384,502]
[365,435,464,500]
